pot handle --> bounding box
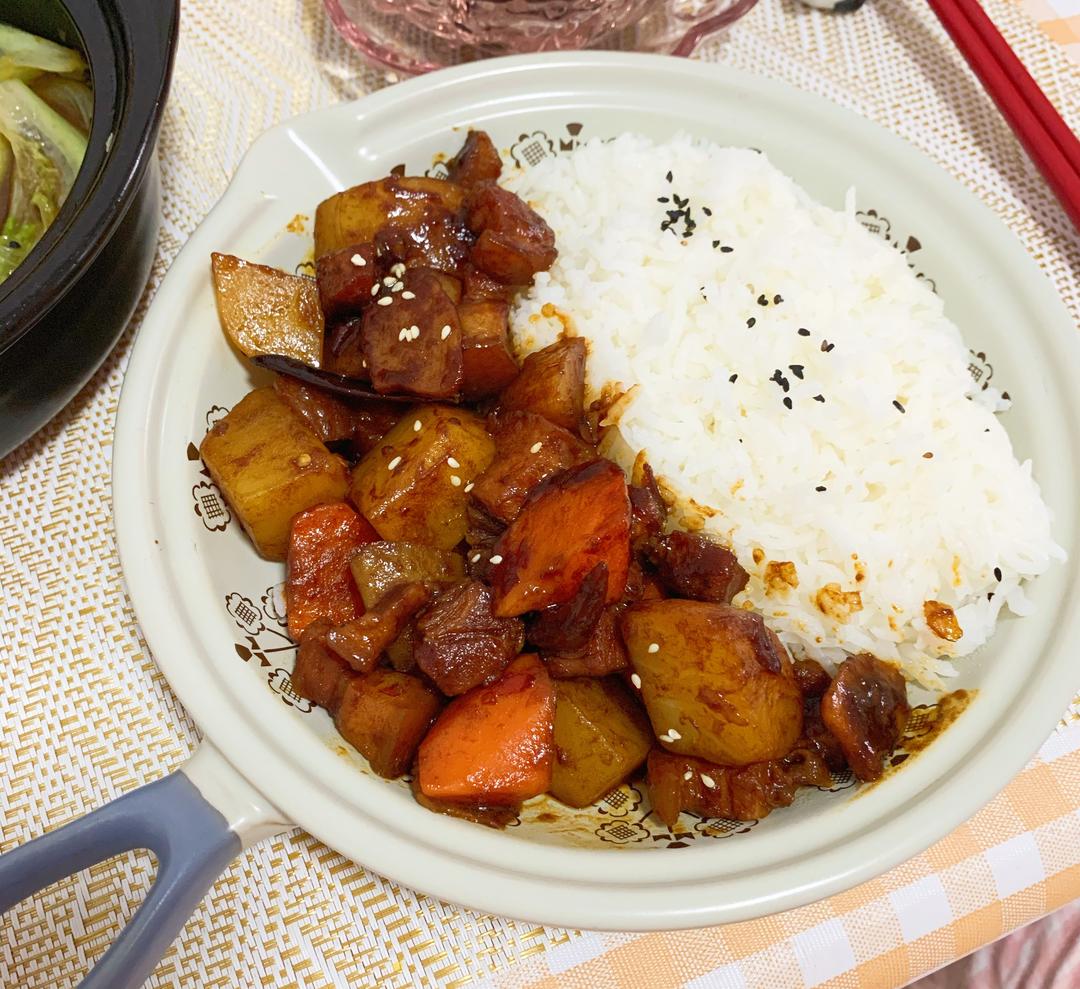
[0,742,291,989]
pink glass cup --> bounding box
[323,0,760,75]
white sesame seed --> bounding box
[410,324,420,339]
[447,456,460,469]
[471,553,481,563]
[530,441,543,454]
[658,733,673,743]
[398,328,408,341]
[402,291,416,300]
[489,555,503,565]
[667,728,682,741]
[390,262,406,277]
[413,420,422,432]
[648,642,659,654]
[350,253,366,266]
[630,673,642,689]
[440,324,452,340]
[376,296,392,306]
[700,774,716,789]
[371,285,380,296]
[450,475,462,487]
[463,482,474,493]
[392,280,404,292]
[683,771,693,781]
[383,276,396,287]
[387,456,402,470]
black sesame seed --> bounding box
[789,364,804,379]
[712,239,721,248]
[798,328,811,337]
[729,373,738,383]
[783,397,793,410]
[813,394,825,403]
[746,317,756,328]
[770,369,790,392]
[773,294,783,304]
[657,196,670,203]
[8,240,20,250]
[820,340,834,352]
[665,170,673,182]
[757,294,768,306]
[720,245,734,253]
[987,592,995,601]
[815,485,827,492]
[994,567,1002,581]
[702,206,712,216]
[1002,391,1011,401]
[893,400,906,413]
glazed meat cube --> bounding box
[490,459,631,617]
[285,502,378,640]
[647,748,832,828]
[621,600,803,767]
[335,668,443,778]
[315,243,377,321]
[322,317,368,379]
[644,531,749,605]
[471,411,595,524]
[527,562,607,653]
[466,181,557,284]
[498,338,585,433]
[349,405,495,550]
[543,607,628,679]
[417,654,555,804]
[458,301,519,400]
[361,268,463,399]
[551,677,653,808]
[820,654,910,782]
[325,581,432,674]
[211,253,323,366]
[314,176,465,258]
[415,579,525,695]
[375,209,474,276]
[460,263,512,303]
[793,658,831,699]
[291,619,353,713]
[628,461,666,550]
[272,373,400,455]
[199,388,350,560]
[445,130,503,188]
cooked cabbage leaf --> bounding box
[0,23,85,82]
[0,78,87,282]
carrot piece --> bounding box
[286,502,379,640]
[417,654,555,804]
[489,460,631,617]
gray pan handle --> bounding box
[0,742,290,989]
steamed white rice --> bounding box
[505,133,1062,688]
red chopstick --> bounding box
[925,0,1080,231]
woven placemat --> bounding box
[1,1,1077,986]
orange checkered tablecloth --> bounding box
[1,1,1078,988]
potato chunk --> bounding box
[211,253,323,366]
[335,669,442,778]
[200,388,350,560]
[286,502,377,640]
[360,268,463,399]
[550,678,652,808]
[418,654,554,804]
[349,405,495,550]
[498,338,585,432]
[620,600,803,767]
[315,176,465,258]
[349,541,465,608]
[490,459,631,616]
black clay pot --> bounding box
[0,0,179,457]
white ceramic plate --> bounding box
[114,52,1080,930]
